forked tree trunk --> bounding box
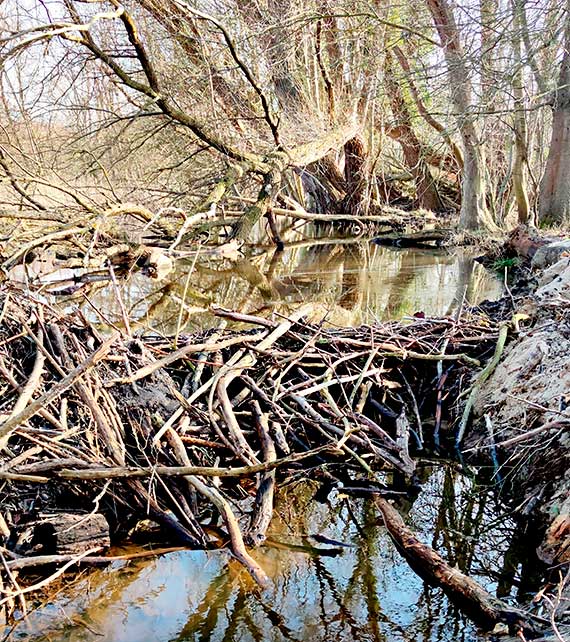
[538,3,570,226]
[425,0,499,231]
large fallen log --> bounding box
[375,497,541,636]
[373,228,453,248]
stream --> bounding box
[59,240,504,334]
[5,240,530,642]
[8,467,545,642]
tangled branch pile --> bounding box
[0,287,498,591]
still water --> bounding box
[8,468,542,642]
[66,240,503,334]
[5,240,514,642]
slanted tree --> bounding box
[384,51,444,212]
[425,0,499,231]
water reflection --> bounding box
[8,467,543,642]
[69,242,502,335]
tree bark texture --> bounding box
[539,1,570,226]
[342,135,369,215]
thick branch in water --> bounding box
[375,497,538,635]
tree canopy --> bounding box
[1,0,569,240]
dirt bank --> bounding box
[467,250,570,566]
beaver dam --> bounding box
[0,240,569,642]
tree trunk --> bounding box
[538,0,570,225]
[384,54,444,212]
[460,129,495,230]
[230,168,283,241]
[393,45,464,170]
[425,0,498,231]
[538,0,570,226]
[342,135,369,215]
[539,105,570,225]
[511,0,532,224]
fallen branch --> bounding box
[375,497,539,635]
[4,546,188,570]
[456,315,528,446]
[4,446,335,481]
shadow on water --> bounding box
[8,467,546,642]
[64,239,503,334]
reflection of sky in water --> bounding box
[11,469,529,642]
[73,244,502,334]
[15,242,507,641]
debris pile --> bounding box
[0,287,497,604]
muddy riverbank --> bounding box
[468,251,570,568]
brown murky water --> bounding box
[57,240,504,334]
[7,467,544,642]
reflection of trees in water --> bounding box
[10,556,153,641]
[420,467,546,604]
[344,500,410,642]
[446,256,499,317]
[13,470,546,642]
[174,568,235,642]
[77,239,500,333]
[495,523,545,600]
[170,479,511,642]
[383,250,420,318]
[430,467,488,572]
[446,256,473,316]
[381,249,471,319]
[337,244,367,311]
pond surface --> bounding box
[59,239,503,334]
[4,235,514,642]
[7,467,544,642]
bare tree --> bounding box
[425,0,499,231]
[1,0,570,240]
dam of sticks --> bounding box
[0,288,499,595]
